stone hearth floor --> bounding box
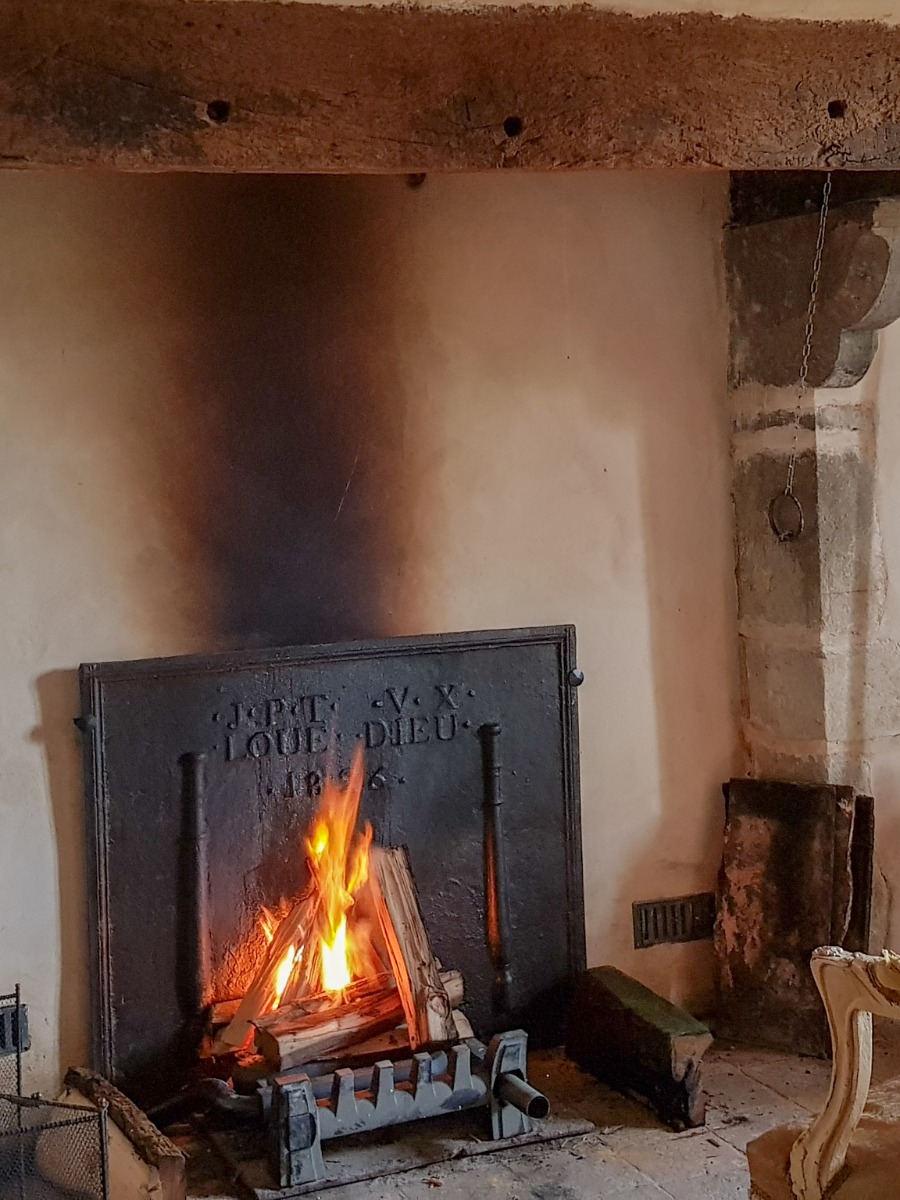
[184,1026,900,1200]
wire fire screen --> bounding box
[0,985,109,1199]
[0,988,25,1097]
[0,1095,109,1200]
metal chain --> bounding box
[785,172,832,496]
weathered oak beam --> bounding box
[7,3,900,172]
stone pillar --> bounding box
[727,192,900,792]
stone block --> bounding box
[565,966,712,1131]
[741,638,826,742]
[743,735,831,786]
[732,450,820,630]
[817,445,885,640]
[728,201,900,390]
[821,638,900,744]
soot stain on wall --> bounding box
[169,175,419,649]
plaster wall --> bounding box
[0,170,738,1094]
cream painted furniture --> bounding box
[747,946,900,1200]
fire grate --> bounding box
[0,1094,109,1200]
[267,1030,544,1190]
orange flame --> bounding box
[249,749,377,1017]
[259,907,279,945]
[306,752,372,997]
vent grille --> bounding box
[632,892,716,949]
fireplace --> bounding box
[76,626,584,1189]
[0,145,747,1200]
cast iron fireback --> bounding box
[79,626,584,1100]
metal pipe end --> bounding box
[496,1073,550,1120]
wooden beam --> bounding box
[7,3,900,172]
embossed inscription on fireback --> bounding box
[217,682,470,769]
[79,626,583,1102]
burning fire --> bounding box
[259,908,304,1009]
[256,750,376,1014]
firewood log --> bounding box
[218,891,320,1050]
[440,969,464,1009]
[60,1069,185,1200]
[254,988,404,1069]
[369,846,456,1048]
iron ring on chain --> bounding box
[769,489,805,542]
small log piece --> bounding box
[281,1025,414,1077]
[218,891,319,1051]
[566,966,713,1130]
[63,1068,185,1200]
[452,1009,475,1040]
[254,988,404,1069]
[370,846,456,1048]
[440,969,464,1010]
[207,997,241,1033]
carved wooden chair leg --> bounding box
[789,947,900,1200]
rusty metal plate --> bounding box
[80,626,583,1100]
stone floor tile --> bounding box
[702,1055,812,1152]
[390,1157,524,1200]
[712,1046,829,1113]
[503,1135,671,1198]
[604,1125,749,1200]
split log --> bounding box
[63,1068,185,1200]
[234,1024,414,1090]
[369,846,456,1048]
[254,988,404,1070]
[218,891,320,1051]
[440,969,464,1010]
[452,1009,475,1040]
[213,970,460,1036]
[208,998,241,1032]
[290,1025,414,1074]
[322,1024,410,1063]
